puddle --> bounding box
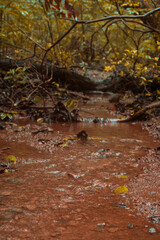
[0,95,159,239]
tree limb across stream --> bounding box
[118,101,160,122]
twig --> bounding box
[4,21,46,50]
[59,7,160,33]
[21,44,37,61]
[41,22,78,74]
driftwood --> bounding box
[119,101,160,122]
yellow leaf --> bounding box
[120,116,126,119]
[52,82,59,88]
[9,111,18,114]
[88,137,102,140]
[46,42,52,48]
[104,65,115,72]
[146,92,151,96]
[141,77,146,81]
[37,118,44,123]
[115,175,128,179]
[4,155,17,162]
[62,137,72,141]
[120,71,124,77]
[33,96,44,103]
[154,57,159,61]
[4,169,9,173]
[54,92,61,96]
[114,185,128,194]
[65,99,78,109]
[1,113,7,120]
[157,89,160,95]
[61,143,68,147]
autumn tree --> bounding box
[1,0,160,93]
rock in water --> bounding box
[77,130,88,142]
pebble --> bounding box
[107,227,119,233]
[25,204,37,211]
[101,154,107,158]
[97,222,106,226]
[8,207,23,214]
[157,125,160,131]
[6,178,23,183]
[99,148,105,152]
[1,191,12,196]
[93,225,105,232]
[127,224,134,229]
[51,231,61,237]
[0,123,6,129]
[68,220,79,226]
[148,227,156,233]
[117,201,126,208]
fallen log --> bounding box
[0,59,98,92]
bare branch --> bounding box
[38,0,54,43]
[21,44,38,61]
[41,22,78,74]
[123,20,160,33]
[119,101,160,122]
[59,6,160,33]
[4,21,46,50]
[95,0,110,16]
[86,7,160,24]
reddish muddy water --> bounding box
[0,95,159,240]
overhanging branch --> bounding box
[59,7,160,33]
[41,22,78,75]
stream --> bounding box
[0,95,159,240]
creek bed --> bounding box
[0,95,159,240]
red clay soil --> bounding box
[0,97,160,240]
[127,117,160,220]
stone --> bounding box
[148,227,156,233]
[157,125,160,131]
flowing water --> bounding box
[0,95,159,240]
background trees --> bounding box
[0,1,160,93]
[0,0,160,122]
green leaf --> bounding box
[1,113,7,120]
